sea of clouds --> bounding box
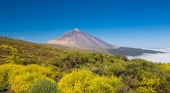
[127,48,170,63]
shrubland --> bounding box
[0,36,170,93]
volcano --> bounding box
[46,28,117,49]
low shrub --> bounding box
[28,79,57,93]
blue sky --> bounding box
[0,0,170,48]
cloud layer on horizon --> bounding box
[128,48,170,63]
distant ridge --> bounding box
[0,36,164,57]
[46,28,118,49]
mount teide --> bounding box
[46,28,118,49]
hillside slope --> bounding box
[0,36,66,64]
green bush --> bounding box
[0,81,8,91]
[28,79,57,93]
[106,62,125,76]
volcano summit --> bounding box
[46,28,117,49]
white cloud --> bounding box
[18,37,24,40]
[128,48,170,63]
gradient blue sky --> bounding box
[0,0,170,48]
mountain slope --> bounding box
[46,28,117,49]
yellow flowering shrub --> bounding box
[9,72,55,93]
[86,76,123,93]
[136,75,160,93]
[8,64,57,93]
[160,64,170,72]
[0,64,22,91]
[0,44,19,63]
[58,69,97,93]
[0,63,57,93]
[9,64,56,80]
[58,69,123,93]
